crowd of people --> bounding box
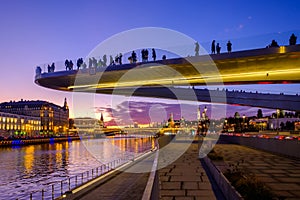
[204,33,297,55]
[37,33,298,74]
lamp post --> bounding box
[242,114,245,132]
[224,119,228,132]
[276,109,280,135]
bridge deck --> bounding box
[35,45,300,91]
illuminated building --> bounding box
[73,117,101,134]
[0,111,41,137]
[0,98,69,136]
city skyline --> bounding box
[1,0,300,120]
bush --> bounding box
[224,161,276,200]
[207,149,224,160]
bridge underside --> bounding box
[89,87,300,111]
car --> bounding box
[284,136,293,140]
[274,135,285,140]
[257,134,270,139]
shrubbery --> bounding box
[224,161,276,200]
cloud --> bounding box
[94,100,276,126]
[237,24,244,31]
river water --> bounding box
[0,135,154,199]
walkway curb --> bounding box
[201,156,243,200]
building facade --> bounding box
[0,99,69,136]
[0,112,41,138]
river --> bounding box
[0,135,154,199]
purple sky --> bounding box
[1,0,300,121]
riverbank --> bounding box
[0,136,81,147]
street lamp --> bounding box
[242,114,245,132]
[276,109,280,135]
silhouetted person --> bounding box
[162,55,166,60]
[69,60,74,70]
[92,57,97,67]
[47,64,51,73]
[195,42,200,56]
[216,43,221,54]
[270,40,279,47]
[211,40,216,54]
[141,49,145,62]
[119,53,122,65]
[77,58,83,69]
[115,54,119,64]
[98,59,103,67]
[132,51,137,63]
[227,40,232,53]
[51,62,55,72]
[76,58,80,69]
[289,33,297,45]
[88,58,92,68]
[65,59,69,71]
[36,66,42,75]
[152,48,156,61]
[102,55,107,66]
[128,56,133,63]
[145,49,149,61]
[110,55,114,65]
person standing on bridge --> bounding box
[216,43,221,54]
[65,59,69,71]
[227,40,232,53]
[211,40,216,54]
[195,41,200,56]
[119,53,122,65]
[51,62,55,72]
[69,60,74,70]
[145,49,149,61]
[141,49,145,62]
[132,51,137,63]
[152,48,156,61]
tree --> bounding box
[257,109,263,118]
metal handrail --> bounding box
[15,138,155,200]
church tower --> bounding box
[63,98,69,111]
[99,112,105,128]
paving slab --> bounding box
[158,139,217,200]
[213,144,300,199]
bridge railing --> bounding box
[35,30,300,77]
[16,155,134,200]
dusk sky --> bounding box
[1,0,300,122]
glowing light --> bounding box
[279,46,286,54]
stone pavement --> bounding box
[213,144,300,200]
[158,140,217,200]
[76,170,149,200]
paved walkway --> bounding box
[213,144,300,200]
[158,139,217,200]
[64,152,153,200]
[76,170,149,200]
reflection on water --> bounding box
[0,135,154,199]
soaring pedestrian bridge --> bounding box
[35,45,300,111]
